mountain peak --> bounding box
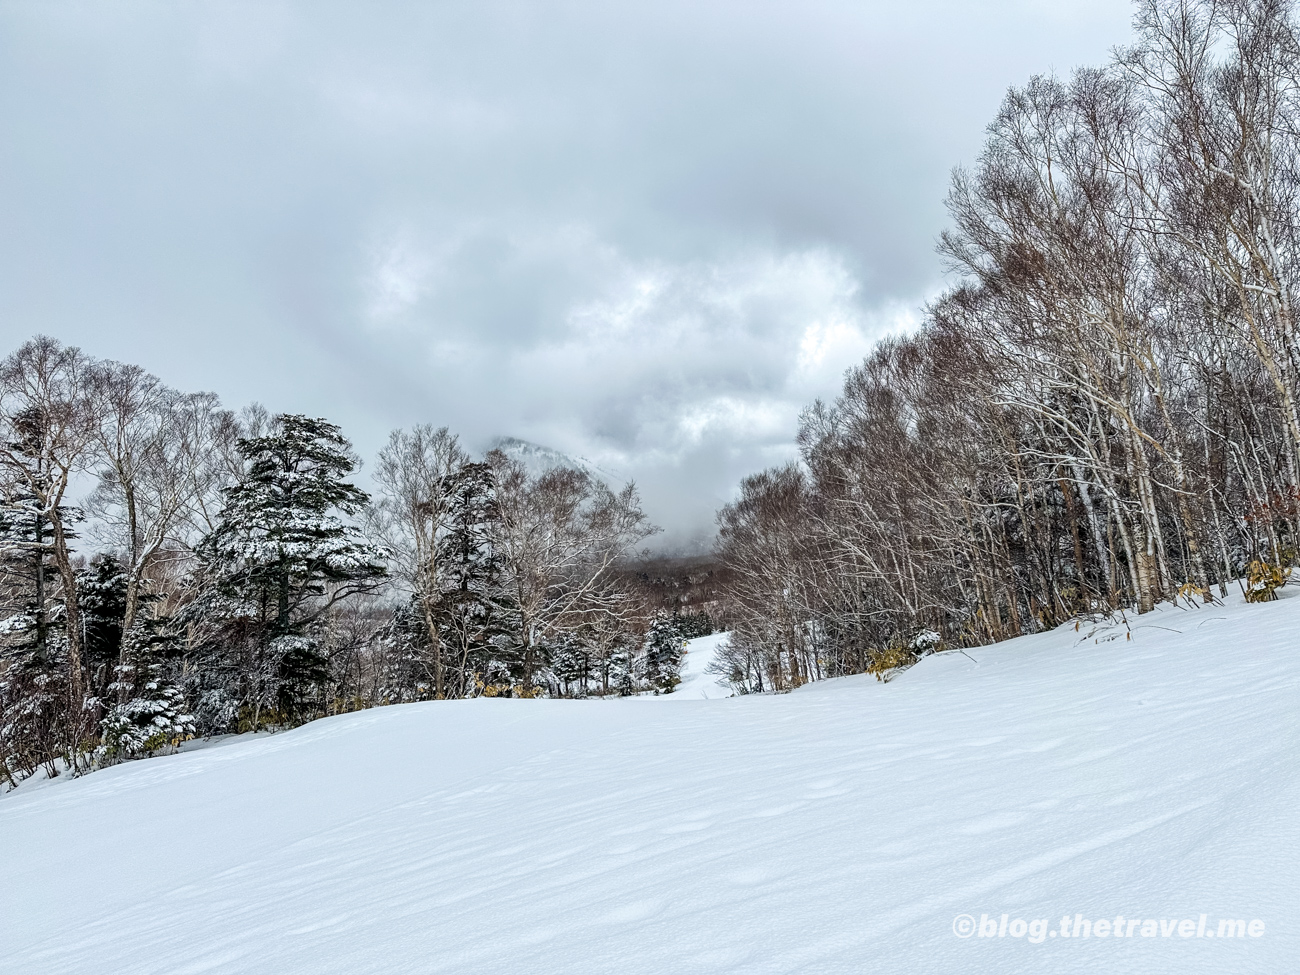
[488,436,623,485]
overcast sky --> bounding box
[0,0,1134,546]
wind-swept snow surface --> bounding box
[4,594,1298,973]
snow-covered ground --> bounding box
[672,631,734,699]
[3,593,1298,973]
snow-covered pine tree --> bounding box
[547,632,591,697]
[80,555,195,763]
[198,414,386,725]
[433,461,518,696]
[0,344,104,768]
[373,599,435,703]
[0,489,56,784]
[79,553,126,701]
[674,610,714,641]
[0,466,80,784]
[99,612,194,763]
[169,575,250,735]
[0,481,59,663]
[642,612,686,693]
[607,630,640,697]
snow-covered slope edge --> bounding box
[2,593,1298,974]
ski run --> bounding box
[3,588,1297,974]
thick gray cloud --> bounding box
[0,0,1133,545]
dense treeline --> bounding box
[715,0,1300,692]
[11,0,1299,775]
[0,342,713,785]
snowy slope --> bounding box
[672,631,734,699]
[3,593,1299,973]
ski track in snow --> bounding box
[3,595,1298,973]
